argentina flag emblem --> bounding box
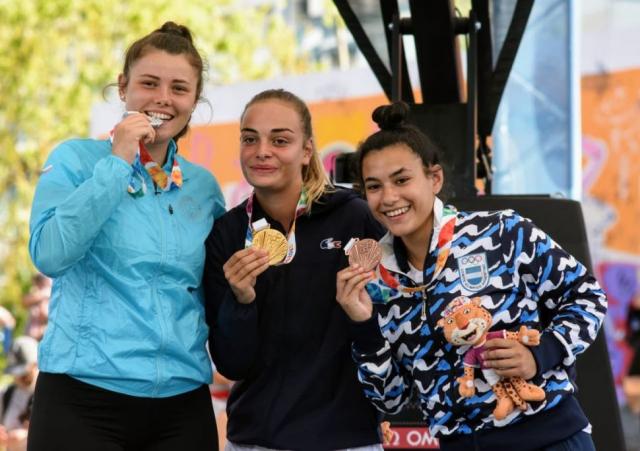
[457,253,489,291]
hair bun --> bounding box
[157,21,194,44]
[372,101,409,130]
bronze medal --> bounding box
[252,228,288,265]
[348,238,382,271]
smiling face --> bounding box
[362,143,443,247]
[239,99,312,196]
[118,49,198,151]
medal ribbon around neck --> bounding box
[378,199,457,293]
[244,189,308,265]
[108,129,183,197]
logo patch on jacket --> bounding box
[320,238,342,249]
[457,253,489,291]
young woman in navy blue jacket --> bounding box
[203,89,385,451]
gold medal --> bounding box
[252,228,288,265]
[347,238,382,271]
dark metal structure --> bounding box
[332,1,624,450]
[333,0,533,197]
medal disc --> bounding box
[252,229,288,265]
[348,238,382,271]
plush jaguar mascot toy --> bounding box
[437,296,546,420]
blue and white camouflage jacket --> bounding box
[350,198,607,447]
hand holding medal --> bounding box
[224,217,291,304]
[223,246,270,305]
[335,238,381,322]
[111,111,158,164]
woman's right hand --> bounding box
[336,265,375,322]
[111,112,156,164]
[223,247,270,304]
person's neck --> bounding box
[402,220,433,271]
[255,181,303,233]
[145,141,169,166]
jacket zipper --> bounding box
[152,191,169,396]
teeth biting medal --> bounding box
[148,116,163,128]
[123,111,164,128]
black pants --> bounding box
[28,372,218,451]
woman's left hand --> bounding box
[482,338,538,379]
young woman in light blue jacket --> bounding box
[27,22,225,451]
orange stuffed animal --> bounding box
[437,296,545,420]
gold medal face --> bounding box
[348,238,382,271]
[252,229,288,265]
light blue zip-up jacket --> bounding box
[29,138,225,398]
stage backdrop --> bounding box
[581,68,640,401]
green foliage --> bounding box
[0,0,305,313]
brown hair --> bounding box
[119,21,206,141]
[241,89,333,209]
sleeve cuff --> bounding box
[100,154,135,176]
[217,291,258,339]
[350,314,386,354]
[530,330,568,376]
[92,155,133,194]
